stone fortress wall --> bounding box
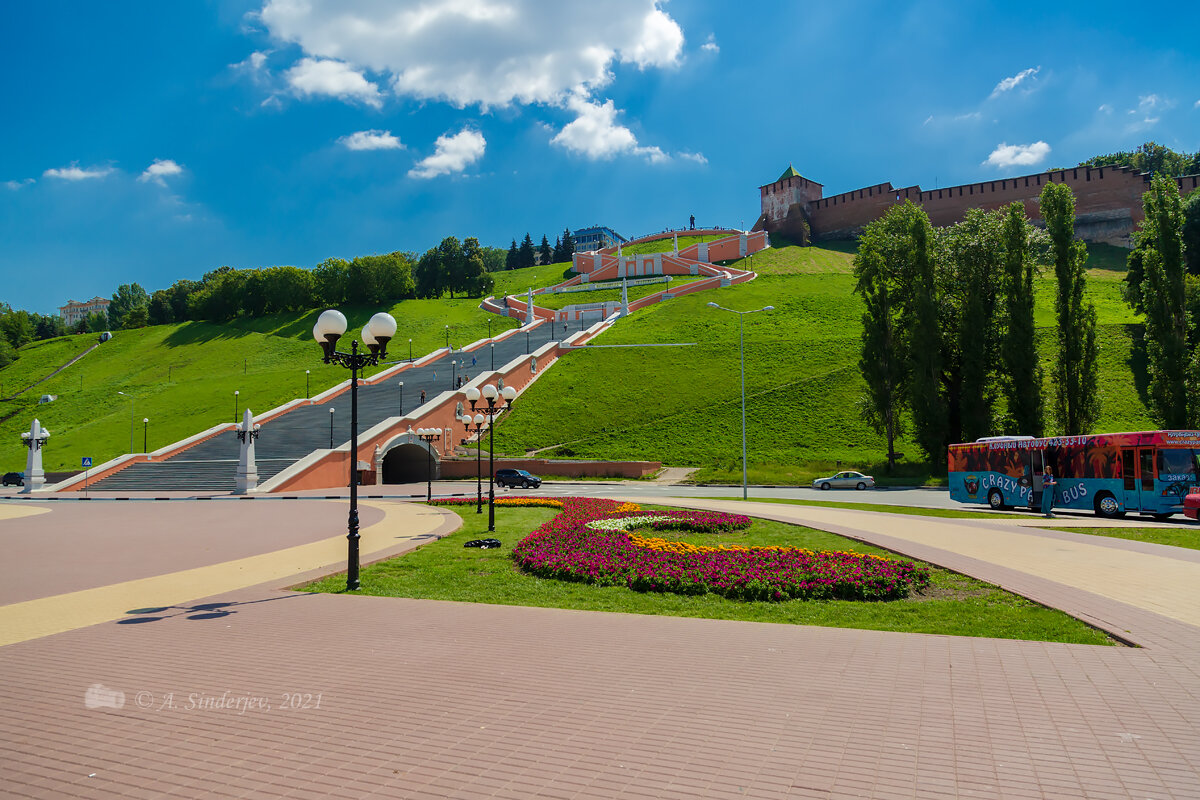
[758,165,1200,247]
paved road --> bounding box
[3,495,1199,798]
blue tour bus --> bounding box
[948,430,1200,518]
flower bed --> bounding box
[445,496,930,602]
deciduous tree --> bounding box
[999,202,1044,435]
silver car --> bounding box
[812,471,875,490]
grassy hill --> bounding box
[0,245,1153,484]
[0,291,526,472]
[489,240,1152,484]
[621,233,732,256]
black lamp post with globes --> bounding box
[464,383,516,532]
[312,309,398,591]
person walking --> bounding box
[420,389,426,406]
[1041,466,1057,517]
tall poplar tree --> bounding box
[999,202,1044,435]
[908,213,947,461]
[1130,174,1189,426]
[1040,181,1099,434]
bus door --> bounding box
[1138,448,1157,510]
[1029,449,1045,507]
[1122,449,1139,511]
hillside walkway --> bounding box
[2,498,1199,798]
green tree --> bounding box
[999,202,1044,435]
[1130,174,1189,426]
[84,311,109,333]
[313,258,349,306]
[518,233,536,269]
[461,238,493,297]
[561,227,575,261]
[435,237,465,298]
[480,246,506,274]
[1182,189,1200,276]
[148,290,174,325]
[0,309,34,348]
[537,234,553,265]
[854,263,904,469]
[505,239,519,270]
[908,211,947,461]
[415,248,446,298]
[1041,181,1100,434]
[108,283,149,329]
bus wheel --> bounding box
[987,489,1006,510]
[1095,492,1124,519]
[1152,512,1175,521]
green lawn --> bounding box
[1050,525,1200,551]
[0,298,517,472]
[621,233,732,256]
[302,505,1115,645]
[534,275,706,310]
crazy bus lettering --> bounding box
[948,431,1200,519]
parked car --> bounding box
[2,472,24,487]
[495,469,542,489]
[811,471,875,490]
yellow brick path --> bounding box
[0,500,453,647]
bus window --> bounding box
[1140,449,1155,491]
[1122,449,1136,491]
[1158,448,1200,483]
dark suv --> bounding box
[2,472,24,487]
[495,469,541,489]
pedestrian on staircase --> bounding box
[420,389,426,406]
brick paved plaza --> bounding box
[1,496,1198,799]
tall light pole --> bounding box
[451,360,457,388]
[461,413,486,513]
[706,302,773,500]
[490,343,495,370]
[305,369,310,399]
[465,383,516,531]
[234,390,240,423]
[329,407,335,449]
[417,428,441,502]
[398,381,404,415]
[143,418,149,453]
[444,325,449,350]
[116,391,134,454]
[408,338,413,362]
[313,309,398,592]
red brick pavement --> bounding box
[2,499,1200,799]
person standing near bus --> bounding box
[1041,466,1057,517]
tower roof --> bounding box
[777,164,802,182]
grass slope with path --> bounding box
[303,504,1115,645]
[490,240,1153,484]
[0,288,537,472]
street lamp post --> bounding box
[398,381,404,415]
[706,302,774,501]
[329,407,335,448]
[305,369,310,399]
[451,360,457,388]
[490,343,495,369]
[408,338,413,362]
[116,391,134,454]
[234,390,240,423]
[460,413,486,513]
[143,418,149,453]
[416,428,441,502]
[313,309,398,592]
[444,325,449,350]
[465,383,517,532]
[526,329,530,354]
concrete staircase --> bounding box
[86,323,564,492]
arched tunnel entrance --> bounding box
[381,443,437,484]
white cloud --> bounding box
[954,111,982,122]
[408,128,486,179]
[138,159,184,186]
[259,1,684,109]
[984,141,1051,169]
[1098,103,1112,113]
[230,50,269,73]
[1194,99,1200,109]
[43,163,113,181]
[679,152,708,165]
[551,95,670,163]
[339,130,405,151]
[4,178,34,190]
[990,66,1040,98]
[285,57,383,108]
[701,34,719,54]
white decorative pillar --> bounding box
[672,231,678,253]
[621,279,630,316]
[20,418,49,494]
[235,408,260,494]
[526,288,535,327]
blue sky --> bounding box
[3,0,1198,314]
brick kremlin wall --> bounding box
[763,166,1200,247]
